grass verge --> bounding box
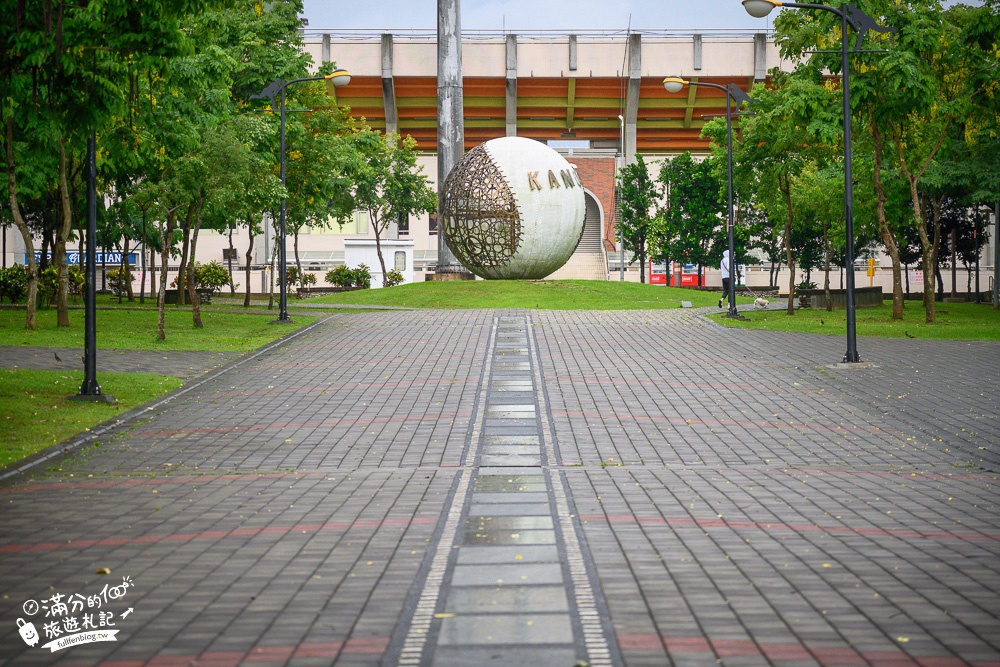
[307,279,745,310]
[713,300,1000,341]
[0,369,184,470]
[0,308,315,351]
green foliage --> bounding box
[0,266,29,304]
[652,152,725,273]
[194,260,232,292]
[68,266,86,298]
[341,131,437,277]
[616,156,656,282]
[300,272,317,287]
[322,264,370,289]
[107,267,134,297]
[383,270,404,288]
[37,267,60,307]
[351,264,372,289]
[325,265,355,288]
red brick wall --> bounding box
[568,157,617,252]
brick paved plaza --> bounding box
[1,307,998,666]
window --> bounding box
[428,212,438,234]
[394,251,406,272]
[329,211,370,236]
[398,212,409,235]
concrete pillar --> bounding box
[624,33,641,165]
[568,34,578,71]
[506,34,518,137]
[381,33,398,135]
[754,33,767,81]
[693,34,703,71]
[435,0,469,276]
[321,34,331,63]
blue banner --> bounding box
[27,252,138,266]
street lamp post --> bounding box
[69,130,115,404]
[252,68,351,322]
[743,0,892,362]
[663,77,752,319]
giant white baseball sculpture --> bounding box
[441,137,586,280]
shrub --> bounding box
[194,260,232,293]
[795,279,817,292]
[285,266,301,287]
[107,266,134,296]
[68,265,86,298]
[300,272,317,287]
[383,269,404,288]
[325,265,354,288]
[0,265,28,304]
[37,266,59,306]
[351,263,371,289]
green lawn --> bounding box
[0,307,316,351]
[0,369,184,470]
[308,279,745,310]
[714,300,1000,341]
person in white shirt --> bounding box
[719,249,732,309]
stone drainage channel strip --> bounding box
[394,314,614,667]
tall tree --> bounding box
[617,156,656,284]
[652,151,725,285]
[342,130,437,283]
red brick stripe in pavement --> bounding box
[203,377,472,398]
[581,513,1000,544]
[551,375,827,394]
[552,410,900,435]
[0,517,438,554]
[257,353,478,369]
[1,472,318,494]
[617,634,1000,666]
[62,637,390,667]
[133,412,473,437]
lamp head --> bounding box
[663,77,687,94]
[743,0,779,18]
[325,68,352,87]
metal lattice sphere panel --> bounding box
[441,137,586,280]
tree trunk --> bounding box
[140,209,147,305]
[372,215,388,286]
[227,225,237,296]
[187,199,203,329]
[123,235,134,301]
[244,228,255,308]
[175,206,192,304]
[823,230,832,312]
[157,215,175,341]
[894,122,949,323]
[56,138,74,327]
[294,230,303,289]
[872,125,903,318]
[782,176,795,316]
[149,245,157,302]
[915,193,941,323]
[4,117,38,329]
[268,240,277,310]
